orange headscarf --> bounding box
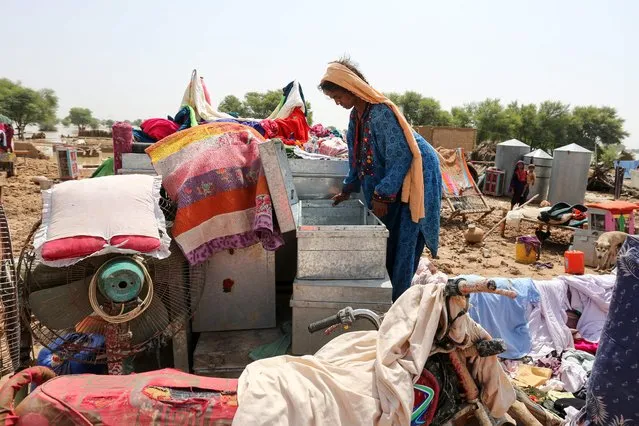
[321,63,425,223]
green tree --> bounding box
[0,79,58,140]
[38,119,58,132]
[89,118,101,130]
[65,107,95,133]
[450,105,474,128]
[219,95,249,117]
[569,106,629,150]
[517,104,539,146]
[535,101,572,151]
[131,119,143,127]
[416,98,452,126]
[102,119,115,128]
[243,90,283,118]
[472,99,519,142]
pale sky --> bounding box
[2,0,637,147]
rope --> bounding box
[88,256,153,324]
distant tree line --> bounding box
[0,79,629,153]
[385,92,629,152]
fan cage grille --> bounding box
[19,195,206,365]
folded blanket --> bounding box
[146,122,283,265]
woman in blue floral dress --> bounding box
[319,58,442,301]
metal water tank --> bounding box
[495,139,531,194]
[524,149,553,203]
[547,143,592,205]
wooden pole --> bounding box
[481,194,539,242]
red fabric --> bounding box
[13,368,237,425]
[41,235,161,261]
[574,338,598,355]
[140,119,179,141]
[200,77,212,105]
[262,107,310,145]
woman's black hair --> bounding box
[319,55,368,94]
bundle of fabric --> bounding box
[233,284,515,425]
[181,69,233,122]
[146,122,283,265]
[261,107,310,146]
[537,203,588,227]
[267,80,308,120]
[133,106,199,143]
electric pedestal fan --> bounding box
[18,199,206,375]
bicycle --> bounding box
[308,278,518,426]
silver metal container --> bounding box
[495,139,531,194]
[291,275,392,355]
[547,143,592,205]
[261,139,389,280]
[288,158,349,200]
[524,149,553,203]
[191,244,276,332]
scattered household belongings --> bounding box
[515,236,541,264]
[573,200,638,267]
[464,223,484,244]
[54,145,79,181]
[540,200,551,207]
[564,250,585,275]
[482,194,539,241]
[438,147,494,222]
[482,167,506,196]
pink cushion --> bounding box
[41,235,161,261]
[41,236,106,261]
[110,235,161,252]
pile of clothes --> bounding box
[131,71,312,148]
[411,257,617,421]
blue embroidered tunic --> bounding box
[342,104,442,300]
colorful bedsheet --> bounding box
[146,122,283,265]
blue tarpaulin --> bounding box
[614,160,639,178]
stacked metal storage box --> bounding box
[260,140,393,355]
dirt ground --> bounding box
[2,154,637,279]
[3,157,59,252]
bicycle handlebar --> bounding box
[308,314,341,333]
[307,279,518,333]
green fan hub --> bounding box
[97,258,145,303]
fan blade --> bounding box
[29,279,93,329]
[129,296,169,345]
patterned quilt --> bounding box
[146,122,283,265]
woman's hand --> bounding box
[332,192,351,206]
[371,200,388,218]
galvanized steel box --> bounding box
[260,139,389,281]
[191,244,276,332]
[290,275,392,355]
